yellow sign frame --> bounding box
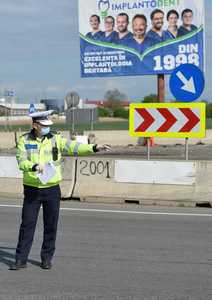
[129,103,206,138]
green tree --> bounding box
[98,107,110,117]
[142,94,158,103]
[104,89,127,102]
[113,107,129,119]
[104,89,127,114]
[206,103,212,118]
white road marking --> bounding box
[0,204,21,208]
[0,204,212,217]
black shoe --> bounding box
[10,260,27,271]
[40,260,52,270]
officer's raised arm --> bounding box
[57,135,111,157]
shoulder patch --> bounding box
[25,144,38,150]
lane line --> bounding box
[0,204,212,217]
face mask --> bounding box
[40,126,50,136]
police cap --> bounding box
[29,110,54,126]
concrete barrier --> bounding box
[0,157,23,198]
[72,157,212,207]
[1,155,212,207]
[0,156,76,199]
[60,157,76,198]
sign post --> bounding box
[158,74,165,103]
[169,64,205,160]
[185,137,189,161]
[147,137,151,161]
[4,90,15,131]
[65,92,80,134]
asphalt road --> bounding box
[1,199,212,300]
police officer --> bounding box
[10,110,109,270]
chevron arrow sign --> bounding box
[129,103,206,138]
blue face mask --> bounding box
[40,127,50,136]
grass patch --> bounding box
[0,121,129,133]
[1,118,212,132]
[206,119,212,129]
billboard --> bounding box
[79,0,205,78]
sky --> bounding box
[0,0,211,102]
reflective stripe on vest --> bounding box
[23,135,39,160]
[73,142,82,157]
[64,140,72,152]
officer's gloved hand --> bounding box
[35,164,45,174]
[94,144,111,152]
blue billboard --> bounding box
[79,0,205,77]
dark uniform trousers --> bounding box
[16,184,61,262]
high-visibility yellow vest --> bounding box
[16,130,94,188]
